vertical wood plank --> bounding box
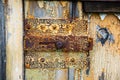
[88,13,120,80]
[5,0,23,80]
[77,2,83,20]
[0,0,6,80]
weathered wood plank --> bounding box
[83,2,120,12]
[81,0,120,1]
[88,13,120,80]
[0,0,6,80]
[5,0,24,80]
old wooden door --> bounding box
[24,1,93,80]
[0,0,6,80]
[3,0,120,80]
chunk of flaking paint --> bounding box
[86,52,90,75]
[86,61,90,75]
[15,67,18,72]
[80,70,84,80]
[99,70,104,80]
[99,14,107,20]
[96,25,114,46]
[115,14,120,19]
[55,69,68,80]
[108,33,114,44]
[68,67,75,80]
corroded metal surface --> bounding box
[24,18,93,70]
[24,18,92,52]
[24,35,93,52]
[24,19,88,35]
[24,1,94,80]
[25,52,88,69]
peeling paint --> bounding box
[99,71,104,80]
[99,13,107,20]
[4,0,120,80]
[68,67,75,80]
[89,13,120,80]
[115,13,120,20]
[55,69,68,80]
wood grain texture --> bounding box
[24,1,120,80]
[88,13,120,80]
[5,0,24,80]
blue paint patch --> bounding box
[86,52,90,75]
[99,72,104,80]
[28,1,80,19]
[68,67,75,80]
[96,25,114,46]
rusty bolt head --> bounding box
[70,58,75,62]
[40,58,45,62]
[55,41,64,49]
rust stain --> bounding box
[4,0,8,4]
[25,63,30,69]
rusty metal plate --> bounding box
[24,19,88,35]
[24,35,93,52]
[25,52,88,69]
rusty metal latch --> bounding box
[24,35,93,52]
